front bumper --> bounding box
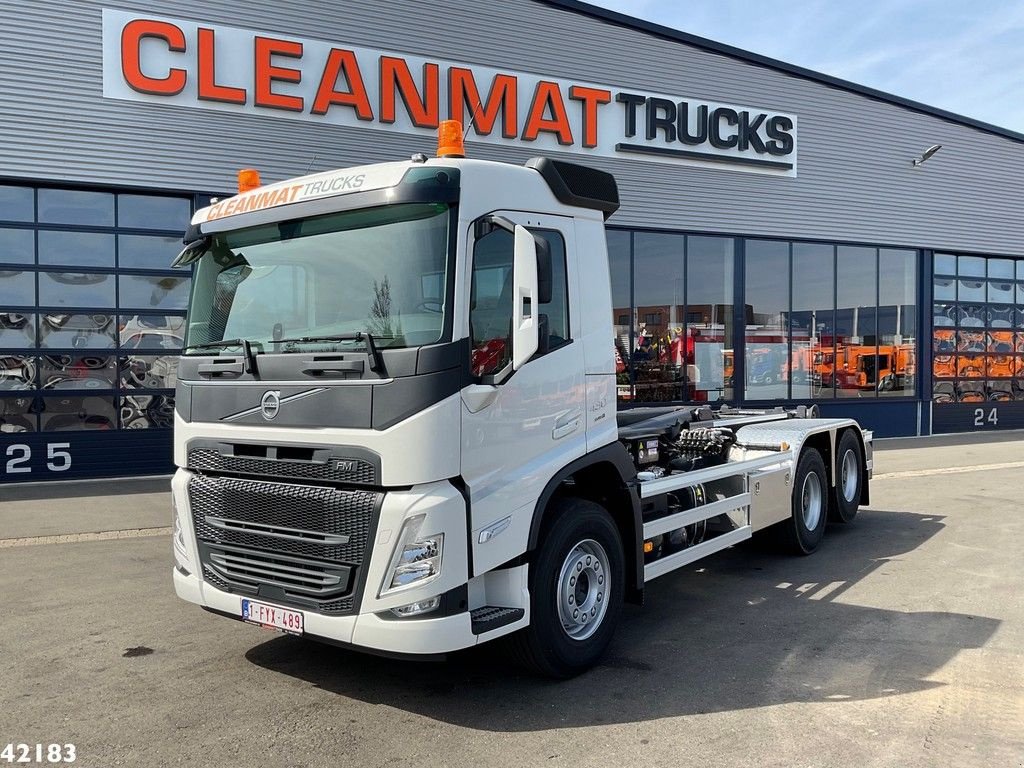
[173,565,477,655]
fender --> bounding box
[527,441,644,599]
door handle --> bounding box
[552,411,581,440]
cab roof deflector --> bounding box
[525,157,620,219]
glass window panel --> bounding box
[40,354,116,391]
[957,353,985,378]
[38,230,115,268]
[118,274,189,310]
[120,354,179,388]
[39,272,115,308]
[38,313,116,349]
[1016,283,1024,306]
[989,259,1015,279]
[987,305,1015,328]
[957,329,986,352]
[119,394,175,429]
[0,185,34,223]
[118,233,181,270]
[933,302,955,327]
[687,236,734,402]
[118,314,186,348]
[38,189,114,227]
[118,194,190,231]
[0,395,36,432]
[0,270,35,305]
[0,313,35,347]
[1017,333,1024,354]
[958,256,986,278]
[792,242,834,400]
[956,381,986,403]
[744,239,789,401]
[40,395,116,431]
[957,278,985,302]
[933,253,956,275]
[987,352,1014,378]
[0,354,36,390]
[1018,262,1024,281]
[878,249,916,397]
[955,303,986,328]
[0,227,34,264]
[989,380,1013,401]
[933,276,955,301]
[932,380,955,404]
[836,246,876,398]
[988,280,1014,305]
[607,229,632,404]
[632,232,685,402]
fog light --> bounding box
[381,515,444,596]
[391,596,441,617]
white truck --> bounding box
[170,123,872,677]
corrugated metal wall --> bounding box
[1,0,1022,254]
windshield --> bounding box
[184,203,452,352]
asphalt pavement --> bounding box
[1,436,1022,768]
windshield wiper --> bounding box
[183,338,262,375]
[275,332,384,373]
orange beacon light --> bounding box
[437,120,465,158]
[237,168,262,193]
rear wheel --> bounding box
[777,448,828,555]
[510,498,624,678]
[829,430,862,523]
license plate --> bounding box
[241,599,304,635]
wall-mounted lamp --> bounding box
[912,144,943,167]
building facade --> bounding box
[2,0,1023,481]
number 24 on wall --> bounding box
[4,443,72,474]
[973,407,999,427]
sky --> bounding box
[587,0,1024,133]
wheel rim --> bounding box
[840,448,859,503]
[556,538,610,641]
[801,471,823,531]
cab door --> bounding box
[460,211,585,575]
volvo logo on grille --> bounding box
[260,390,282,420]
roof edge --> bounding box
[538,0,1024,146]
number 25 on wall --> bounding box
[4,443,72,475]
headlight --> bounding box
[381,515,443,595]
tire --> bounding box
[509,498,624,678]
[829,430,862,523]
[776,448,828,555]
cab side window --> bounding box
[470,229,514,376]
[469,226,570,377]
[535,230,570,352]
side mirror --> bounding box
[535,235,552,304]
[512,224,539,369]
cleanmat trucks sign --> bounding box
[101,8,798,176]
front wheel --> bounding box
[510,498,624,678]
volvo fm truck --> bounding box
[171,122,872,677]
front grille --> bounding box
[188,448,377,485]
[189,474,380,615]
